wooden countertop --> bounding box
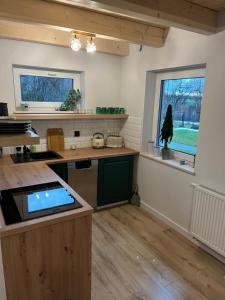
[0,163,93,237]
[0,147,138,167]
[0,147,138,237]
[56,147,138,163]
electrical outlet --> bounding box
[74,130,80,137]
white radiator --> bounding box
[191,184,225,257]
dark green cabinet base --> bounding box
[97,156,134,207]
[48,163,68,183]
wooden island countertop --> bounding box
[0,147,138,236]
[0,162,93,237]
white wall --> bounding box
[0,38,125,155]
[0,39,122,113]
[120,28,225,232]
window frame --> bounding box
[152,68,206,157]
[13,66,81,110]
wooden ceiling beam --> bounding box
[0,0,167,47]
[0,20,129,56]
[217,10,225,32]
[53,0,218,34]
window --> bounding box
[13,66,81,109]
[153,69,206,156]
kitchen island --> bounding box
[0,147,138,300]
[0,162,93,300]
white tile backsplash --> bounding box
[120,117,143,151]
[32,119,124,151]
[2,117,141,155]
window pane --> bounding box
[158,77,205,155]
[20,75,73,102]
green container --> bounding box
[105,107,110,114]
[96,107,101,114]
[30,145,36,153]
[101,107,107,114]
[114,107,120,114]
[109,107,115,114]
[120,108,126,114]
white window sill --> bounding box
[140,152,196,175]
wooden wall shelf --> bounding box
[12,113,129,121]
[0,130,40,147]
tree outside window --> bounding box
[158,77,205,155]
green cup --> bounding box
[120,108,125,114]
[102,107,107,114]
[114,107,120,114]
[110,107,115,114]
[96,107,101,114]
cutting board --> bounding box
[47,128,65,151]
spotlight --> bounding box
[71,34,81,52]
[86,37,96,53]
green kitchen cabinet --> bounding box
[48,163,68,183]
[97,155,134,207]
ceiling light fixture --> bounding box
[70,33,82,52]
[86,37,96,53]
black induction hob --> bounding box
[0,181,82,225]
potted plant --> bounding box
[160,104,173,160]
[57,88,82,111]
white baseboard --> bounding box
[141,201,193,242]
[141,201,225,264]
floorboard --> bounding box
[92,204,225,300]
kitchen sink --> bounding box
[11,151,62,164]
[29,151,62,160]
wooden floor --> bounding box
[92,205,225,300]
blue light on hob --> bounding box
[28,188,74,213]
